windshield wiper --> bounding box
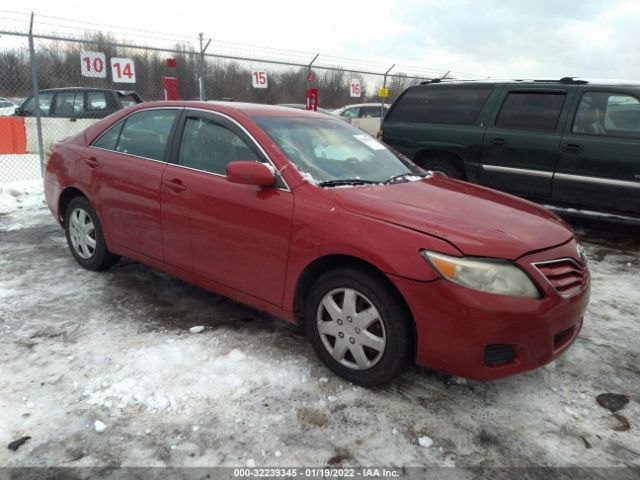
[318,178,380,188]
[384,172,430,184]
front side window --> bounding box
[573,92,640,137]
[178,117,260,175]
[341,108,360,118]
[93,121,124,150]
[115,109,178,160]
[386,86,493,125]
[495,91,566,131]
[22,93,54,116]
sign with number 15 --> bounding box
[111,58,136,83]
[252,71,268,88]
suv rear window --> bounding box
[495,91,566,131]
[387,86,492,125]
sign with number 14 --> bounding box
[111,58,136,83]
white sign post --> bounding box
[251,71,268,88]
[350,79,361,98]
[80,51,107,78]
[110,58,136,83]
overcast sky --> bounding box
[8,0,640,80]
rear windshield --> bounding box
[118,92,142,108]
[387,86,493,125]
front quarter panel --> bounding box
[282,184,461,312]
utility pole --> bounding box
[28,12,45,177]
[198,33,211,101]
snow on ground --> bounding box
[0,183,639,470]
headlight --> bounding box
[421,251,540,298]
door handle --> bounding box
[164,179,187,192]
[563,143,583,153]
[492,138,506,145]
[84,157,98,168]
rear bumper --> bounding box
[390,240,590,380]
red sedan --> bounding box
[44,102,590,386]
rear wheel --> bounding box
[419,157,464,179]
[305,268,412,386]
[64,196,119,271]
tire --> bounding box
[305,268,413,386]
[420,158,464,179]
[64,196,119,271]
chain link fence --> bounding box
[0,12,484,184]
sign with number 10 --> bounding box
[111,58,136,84]
[252,71,268,88]
[80,51,106,78]
[350,80,361,97]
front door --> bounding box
[161,110,294,306]
[478,89,571,199]
[553,90,640,214]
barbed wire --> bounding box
[0,10,483,79]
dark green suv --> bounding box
[381,78,640,216]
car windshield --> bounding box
[253,116,420,185]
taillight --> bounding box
[376,128,384,139]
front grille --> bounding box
[534,259,588,296]
[484,344,515,366]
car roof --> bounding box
[416,78,640,88]
[36,87,138,94]
[135,101,338,118]
[338,103,389,109]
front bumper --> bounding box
[390,239,590,380]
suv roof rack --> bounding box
[418,77,592,86]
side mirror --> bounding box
[226,161,276,187]
[14,107,23,116]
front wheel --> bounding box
[64,196,119,271]
[305,268,413,386]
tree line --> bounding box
[0,33,426,108]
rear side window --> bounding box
[87,92,108,111]
[116,110,178,160]
[495,92,566,131]
[54,92,77,116]
[387,86,492,124]
[91,109,177,160]
[359,106,380,118]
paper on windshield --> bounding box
[353,134,386,150]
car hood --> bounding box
[329,176,573,260]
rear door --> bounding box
[161,109,293,305]
[553,89,640,213]
[478,88,573,199]
[86,108,181,259]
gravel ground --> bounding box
[0,183,639,474]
